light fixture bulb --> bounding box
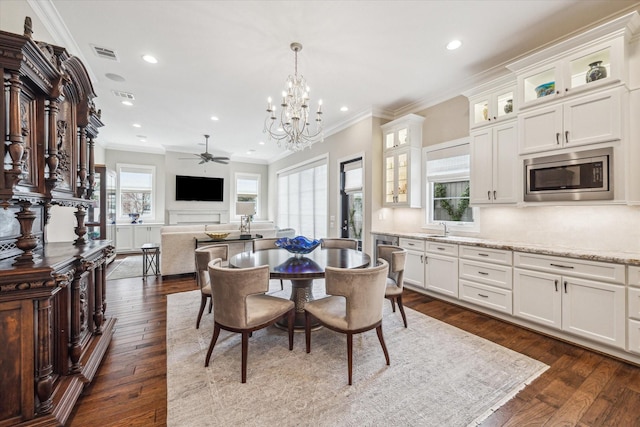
[446,39,462,50]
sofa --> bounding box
[160,221,277,277]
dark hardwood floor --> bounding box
[67,266,640,426]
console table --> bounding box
[194,234,264,249]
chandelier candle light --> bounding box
[264,42,323,151]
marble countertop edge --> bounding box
[373,231,640,266]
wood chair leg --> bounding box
[305,311,312,353]
[388,297,396,312]
[208,297,213,313]
[196,294,208,329]
[397,294,408,328]
[280,279,284,290]
[347,333,353,385]
[241,331,249,383]
[376,325,390,366]
[287,309,295,350]
[205,323,221,367]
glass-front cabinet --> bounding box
[381,114,424,208]
[469,84,515,128]
[511,32,627,110]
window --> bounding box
[425,141,474,226]
[117,164,155,221]
[235,173,260,218]
[277,157,327,238]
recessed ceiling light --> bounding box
[446,39,462,50]
[132,123,141,128]
[259,141,265,145]
[210,116,219,121]
[121,100,133,106]
[340,106,349,112]
[142,54,158,64]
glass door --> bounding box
[340,158,363,250]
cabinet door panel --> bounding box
[513,268,562,328]
[425,254,458,298]
[562,277,625,348]
[404,250,424,287]
[563,88,621,147]
[470,129,493,204]
[493,122,519,203]
[629,287,640,321]
[459,279,513,314]
[518,105,563,154]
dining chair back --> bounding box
[304,259,390,385]
[252,238,284,289]
[205,263,295,383]
[320,238,358,250]
[377,244,408,327]
[194,244,228,329]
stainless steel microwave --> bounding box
[524,147,613,202]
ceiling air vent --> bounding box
[91,44,118,61]
[111,90,135,100]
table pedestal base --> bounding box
[276,278,321,330]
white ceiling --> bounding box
[2,0,638,163]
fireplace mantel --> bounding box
[168,210,229,225]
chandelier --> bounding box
[264,42,323,151]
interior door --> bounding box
[340,158,363,249]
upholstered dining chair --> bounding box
[194,244,229,329]
[320,238,358,250]
[304,259,390,385]
[377,244,408,328]
[205,263,295,383]
[252,238,284,290]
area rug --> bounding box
[106,255,144,280]
[167,288,548,427]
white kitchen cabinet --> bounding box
[381,113,424,151]
[518,87,622,155]
[115,225,134,252]
[381,114,424,208]
[628,266,640,355]
[399,238,425,287]
[511,32,627,110]
[383,147,421,207]
[470,120,519,205]
[468,84,515,129]
[458,246,513,314]
[513,252,626,349]
[424,242,458,298]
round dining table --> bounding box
[229,247,371,329]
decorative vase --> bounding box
[482,104,488,120]
[504,99,513,114]
[586,61,607,83]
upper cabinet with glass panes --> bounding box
[381,113,425,152]
[466,79,516,129]
[507,12,639,110]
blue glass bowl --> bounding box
[275,236,320,255]
[535,81,555,98]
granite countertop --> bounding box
[373,231,640,266]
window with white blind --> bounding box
[424,140,475,226]
[117,164,156,221]
[235,173,260,218]
[277,157,328,238]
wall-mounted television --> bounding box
[175,175,224,202]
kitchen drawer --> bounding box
[426,241,458,257]
[629,266,640,287]
[399,238,424,252]
[514,252,625,284]
[629,319,640,355]
[459,259,513,290]
[629,287,640,321]
[459,245,512,266]
[459,279,513,314]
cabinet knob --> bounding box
[556,133,560,145]
[487,190,491,200]
[565,130,569,144]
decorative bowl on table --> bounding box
[534,81,555,98]
[205,232,230,240]
[275,236,321,257]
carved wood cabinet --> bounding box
[1,18,116,426]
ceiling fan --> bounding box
[180,134,230,164]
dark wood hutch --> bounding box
[1,18,115,426]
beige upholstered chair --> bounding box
[377,245,408,327]
[252,238,284,290]
[304,259,390,385]
[194,244,229,329]
[205,263,295,383]
[320,238,358,250]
